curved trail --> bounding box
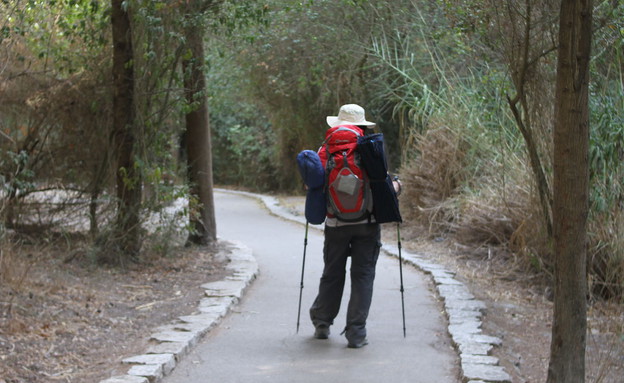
[163,190,459,383]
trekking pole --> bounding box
[296,221,309,333]
[397,223,406,337]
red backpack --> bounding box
[318,125,372,222]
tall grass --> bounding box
[587,62,624,300]
[370,7,554,275]
[370,3,624,299]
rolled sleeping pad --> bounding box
[296,150,327,224]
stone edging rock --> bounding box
[99,240,258,383]
[382,243,511,383]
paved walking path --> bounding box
[102,190,511,383]
[171,191,459,383]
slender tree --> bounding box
[182,2,217,245]
[110,0,142,259]
[547,0,592,382]
[490,0,559,239]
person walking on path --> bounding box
[309,104,401,349]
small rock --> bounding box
[127,364,163,382]
[99,375,150,383]
[462,362,511,383]
[146,342,188,360]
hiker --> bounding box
[309,104,401,348]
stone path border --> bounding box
[100,189,511,383]
[99,240,258,383]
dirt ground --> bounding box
[1,197,622,383]
[0,237,228,383]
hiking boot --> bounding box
[314,325,330,339]
[347,338,369,349]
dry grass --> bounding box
[400,121,554,280]
[0,240,38,313]
[588,208,624,301]
[1,251,26,334]
[401,125,466,235]
[453,179,552,275]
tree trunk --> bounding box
[183,23,217,245]
[110,0,142,260]
[547,1,592,382]
[507,93,553,237]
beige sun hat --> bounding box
[326,104,376,128]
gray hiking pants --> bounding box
[309,223,381,343]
